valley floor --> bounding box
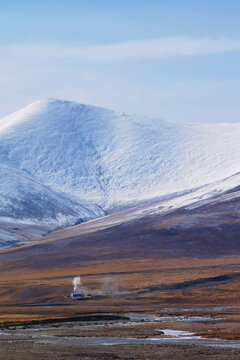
[1,307,240,359]
[0,194,240,358]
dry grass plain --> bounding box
[0,195,240,358]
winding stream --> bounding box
[2,311,240,349]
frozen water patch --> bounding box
[159,328,202,339]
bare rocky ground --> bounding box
[1,342,240,360]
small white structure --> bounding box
[70,275,91,299]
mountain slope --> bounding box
[0,163,104,227]
[0,98,240,231]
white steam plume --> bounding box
[71,275,119,296]
[72,276,81,293]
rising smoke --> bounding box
[71,275,118,296]
[72,276,81,293]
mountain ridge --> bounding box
[0,98,240,237]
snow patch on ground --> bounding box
[159,329,201,339]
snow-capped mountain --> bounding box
[0,98,240,229]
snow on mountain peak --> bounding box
[0,98,240,228]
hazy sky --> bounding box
[1,0,240,123]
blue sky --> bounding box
[0,0,240,122]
